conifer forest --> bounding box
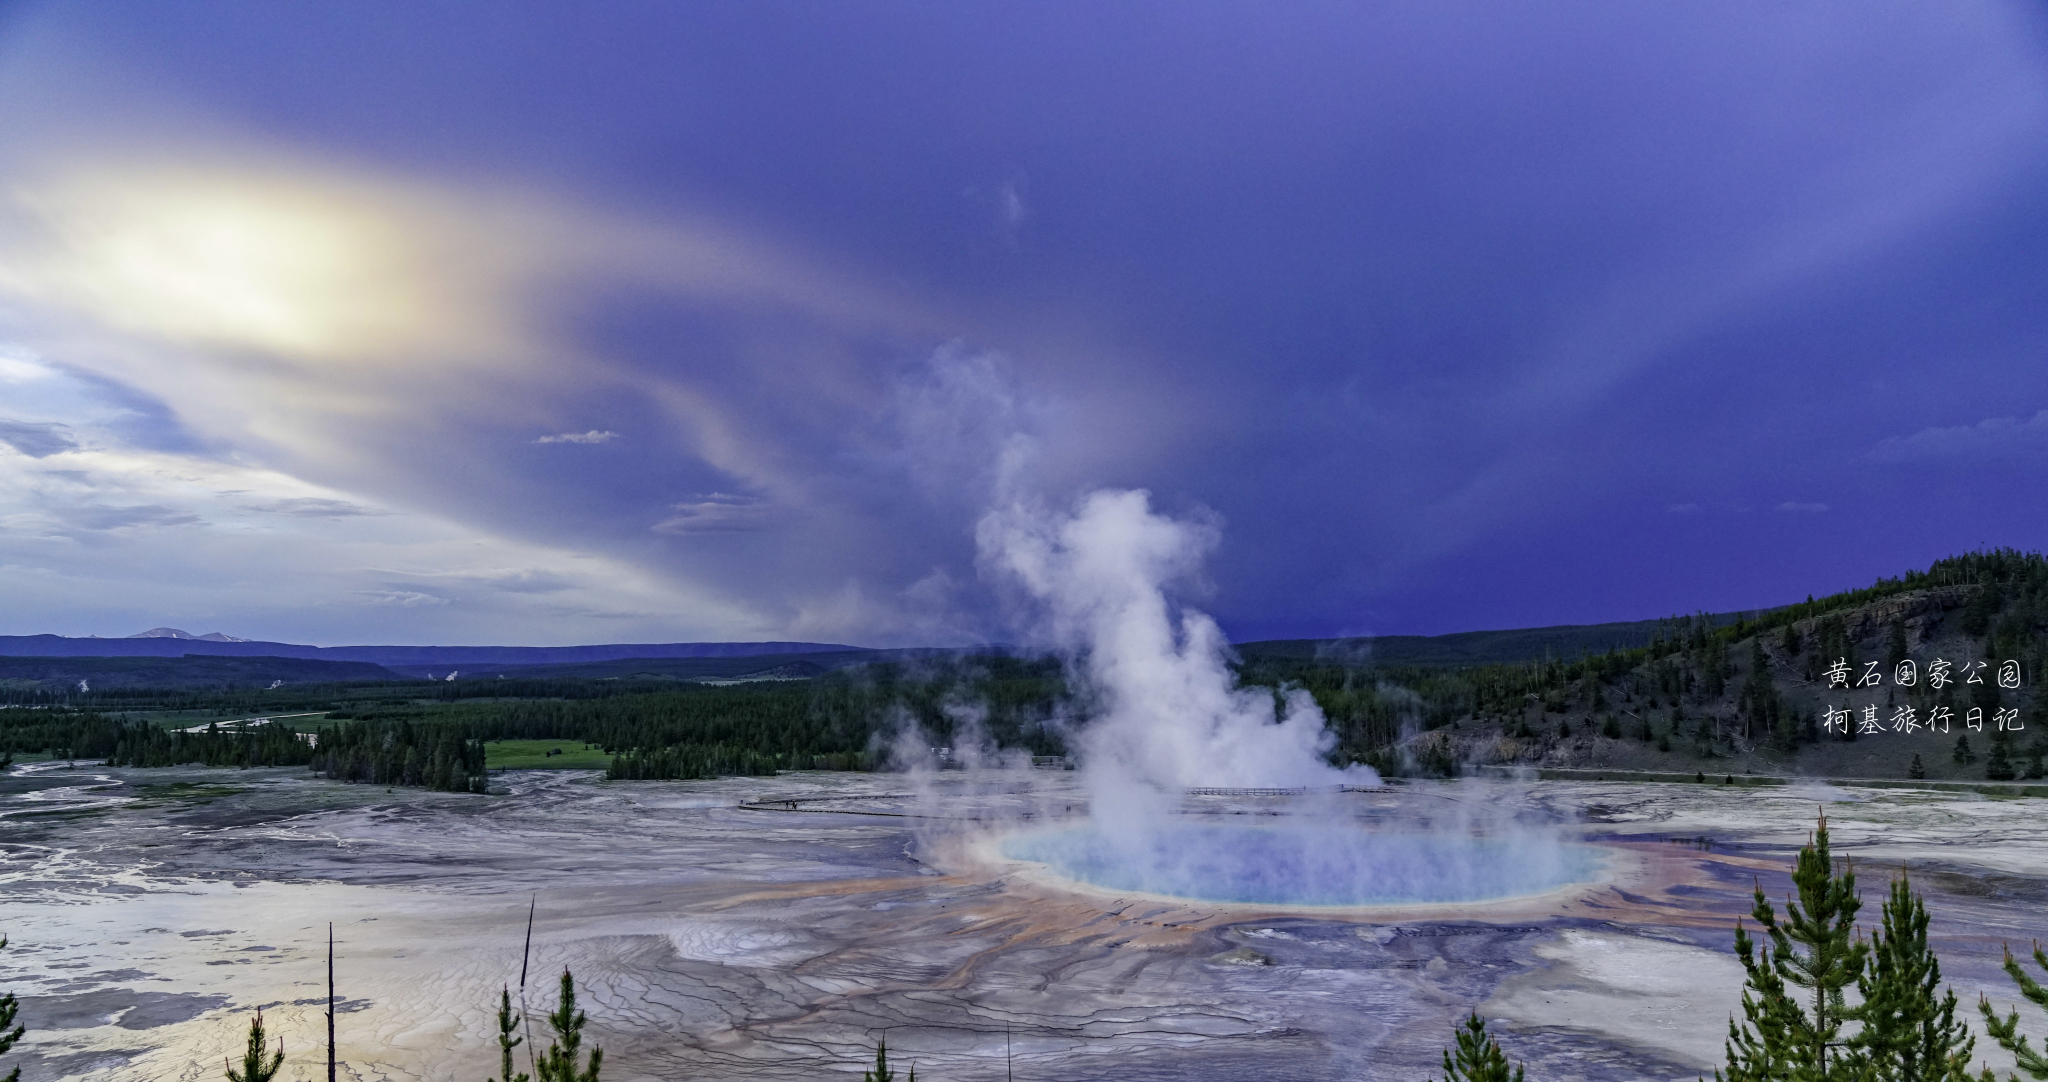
[5,550,2045,793]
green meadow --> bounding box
[482,738,612,770]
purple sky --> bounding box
[0,2,2044,646]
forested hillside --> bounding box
[3,549,2043,790]
[1249,548,2048,782]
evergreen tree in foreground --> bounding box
[1717,811,1868,1081]
[1852,876,1975,1082]
[489,986,529,1082]
[225,1010,285,1082]
[1433,1012,1525,1082]
[1979,942,2048,1079]
[860,1038,916,1082]
[0,936,21,1082]
[534,970,602,1082]
[1425,812,1993,1082]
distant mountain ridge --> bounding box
[2,613,1775,672]
[434,646,1002,681]
[129,627,253,642]
[0,634,866,667]
[0,654,403,689]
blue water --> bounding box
[1002,823,1601,906]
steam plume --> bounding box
[978,489,1378,828]
[973,489,1596,910]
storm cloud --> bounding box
[0,2,2043,645]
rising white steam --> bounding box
[973,489,1597,908]
[978,489,1378,828]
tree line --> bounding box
[308,721,489,793]
[0,656,1073,792]
[7,550,2046,790]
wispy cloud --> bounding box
[0,432,767,640]
[653,493,787,534]
[360,589,451,608]
[65,504,203,533]
[1776,501,1829,513]
[1868,410,2048,463]
[239,497,386,518]
[536,430,619,445]
[471,569,576,594]
[0,419,77,458]
[364,565,578,595]
[0,139,954,642]
[995,178,1027,247]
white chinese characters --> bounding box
[1821,656,2021,689]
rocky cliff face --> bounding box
[1790,586,1969,649]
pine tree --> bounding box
[489,986,529,1082]
[1719,912,1796,1082]
[860,1038,916,1082]
[1716,810,1868,1081]
[1909,755,1925,780]
[1961,586,2001,637]
[1986,732,2016,782]
[225,1010,285,1082]
[1744,638,1780,743]
[1433,1012,1525,1082]
[1852,876,1975,1082]
[0,936,21,1082]
[535,970,601,1082]
[1980,942,2048,1079]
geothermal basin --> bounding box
[5,764,2048,1082]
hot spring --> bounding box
[1000,821,1606,907]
